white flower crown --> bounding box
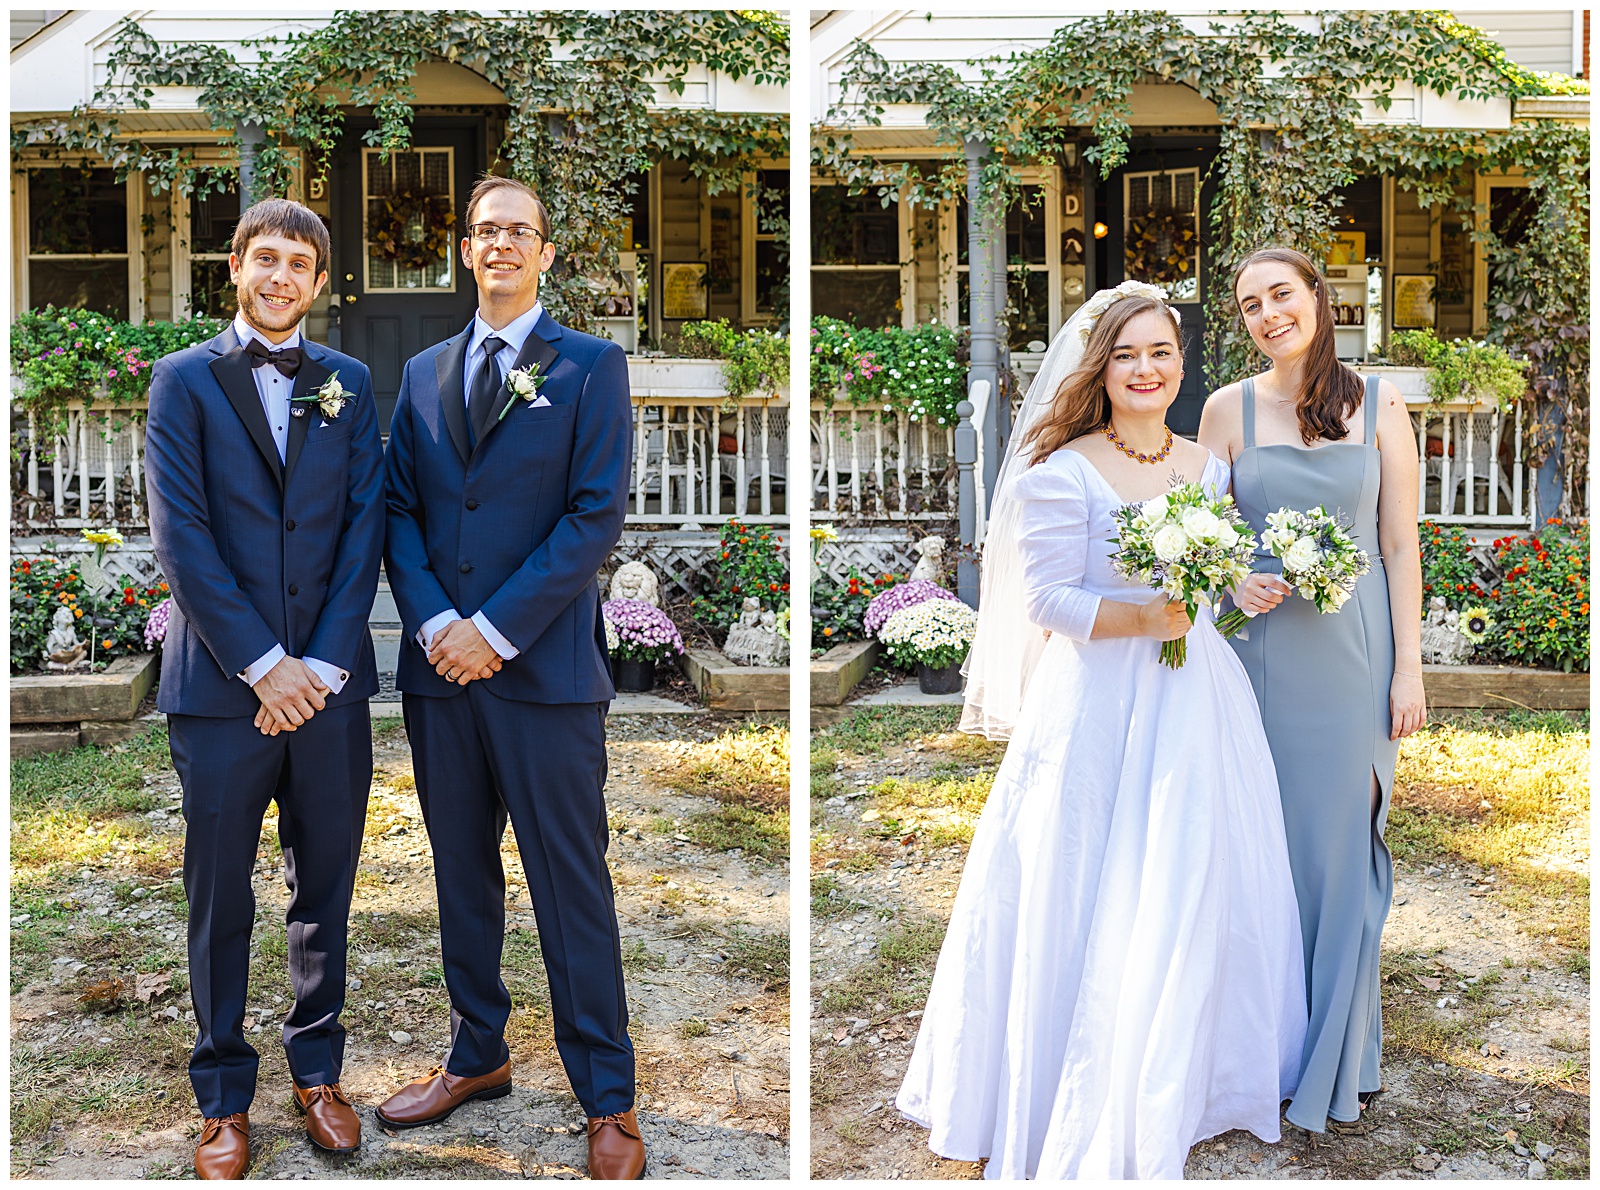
[1076,280,1182,345]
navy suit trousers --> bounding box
[169,702,371,1117]
[402,687,634,1117]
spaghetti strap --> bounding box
[1241,377,1257,449]
[1363,374,1379,443]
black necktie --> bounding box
[468,336,508,444]
[244,338,302,378]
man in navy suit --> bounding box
[376,177,643,1178]
[145,198,383,1179]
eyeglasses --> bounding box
[469,222,547,245]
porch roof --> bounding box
[10,10,786,123]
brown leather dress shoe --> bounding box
[293,1082,361,1153]
[374,1060,512,1128]
[587,1109,646,1180]
[194,1112,250,1180]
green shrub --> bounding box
[688,517,790,637]
[811,316,965,426]
[1489,519,1589,671]
[10,554,164,674]
[1420,520,1490,612]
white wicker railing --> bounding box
[15,388,789,530]
[810,402,958,520]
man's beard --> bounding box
[237,285,309,336]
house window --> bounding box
[188,184,241,319]
[811,184,906,328]
[1122,167,1200,301]
[363,148,456,293]
[25,165,132,317]
[954,185,1054,350]
[743,168,789,322]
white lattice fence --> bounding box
[813,530,949,585]
[607,530,788,602]
[11,538,164,586]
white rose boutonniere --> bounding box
[496,363,549,422]
[292,371,350,420]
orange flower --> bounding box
[1547,618,1559,629]
[73,608,83,619]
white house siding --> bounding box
[1455,10,1582,75]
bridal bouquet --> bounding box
[1258,506,1371,613]
[1109,483,1257,668]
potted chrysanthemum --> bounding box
[602,599,685,692]
[878,597,979,694]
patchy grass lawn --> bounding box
[12,714,790,1180]
[811,705,1589,1181]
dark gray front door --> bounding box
[1103,141,1219,436]
[332,120,483,432]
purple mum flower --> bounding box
[864,579,959,637]
[602,599,685,662]
[144,598,172,648]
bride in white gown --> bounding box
[896,284,1307,1179]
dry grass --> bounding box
[653,722,789,810]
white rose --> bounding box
[1180,507,1223,541]
[1137,494,1170,527]
[1214,520,1240,548]
[1283,537,1320,573]
[1152,525,1189,562]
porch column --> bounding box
[992,202,1012,466]
[964,137,1002,505]
[1533,401,1567,521]
[236,121,266,203]
[955,398,978,606]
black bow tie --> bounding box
[244,338,303,378]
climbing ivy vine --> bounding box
[13,10,789,331]
[815,10,1588,510]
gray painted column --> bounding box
[964,137,1000,509]
[954,398,978,606]
[236,121,266,204]
[991,207,1011,474]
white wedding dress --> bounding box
[897,446,1307,1180]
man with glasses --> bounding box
[378,176,643,1178]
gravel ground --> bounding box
[809,720,1589,1181]
[11,712,790,1179]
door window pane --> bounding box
[190,260,238,319]
[364,148,456,292]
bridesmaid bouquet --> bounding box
[1109,483,1258,668]
[1258,506,1372,613]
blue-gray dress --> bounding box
[1228,375,1399,1131]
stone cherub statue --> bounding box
[45,605,88,670]
[910,536,947,586]
[1420,595,1473,665]
[723,596,786,667]
[608,560,661,607]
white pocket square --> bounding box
[319,419,331,428]
[527,394,553,409]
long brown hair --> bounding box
[1231,246,1364,444]
[1025,294,1180,464]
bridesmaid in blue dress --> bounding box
[1198,246,1427,1133]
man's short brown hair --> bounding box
[231,197,331,278]
[465,176,552,240]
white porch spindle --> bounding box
[1488,410,1501,519]
[759,403,772,517]
[130,419,144,525]
[849,416,862,510]
[1415,409,1428,518]
[826,410,838,512]
[873,415,886,516]
[27,413,40,503]
[1439,414,1452,518]
[52,414,66,517]
[945,427,956,504]
[633,401,647,515]
[79,415,90,520]
[895,412,908,517]
[1464,409,1477,518]
[919,421,930,496]
[735,407,748,517]
[1512,403,1524,522]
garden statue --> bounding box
[723,596,785,666]
[759,609,791,666]
[910,536,947,586]
[609,560,660,607]
[44,606,88,670]
[1420,596,1473,665]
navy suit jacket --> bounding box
[384,310,631,704]
[145,329,385,717]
